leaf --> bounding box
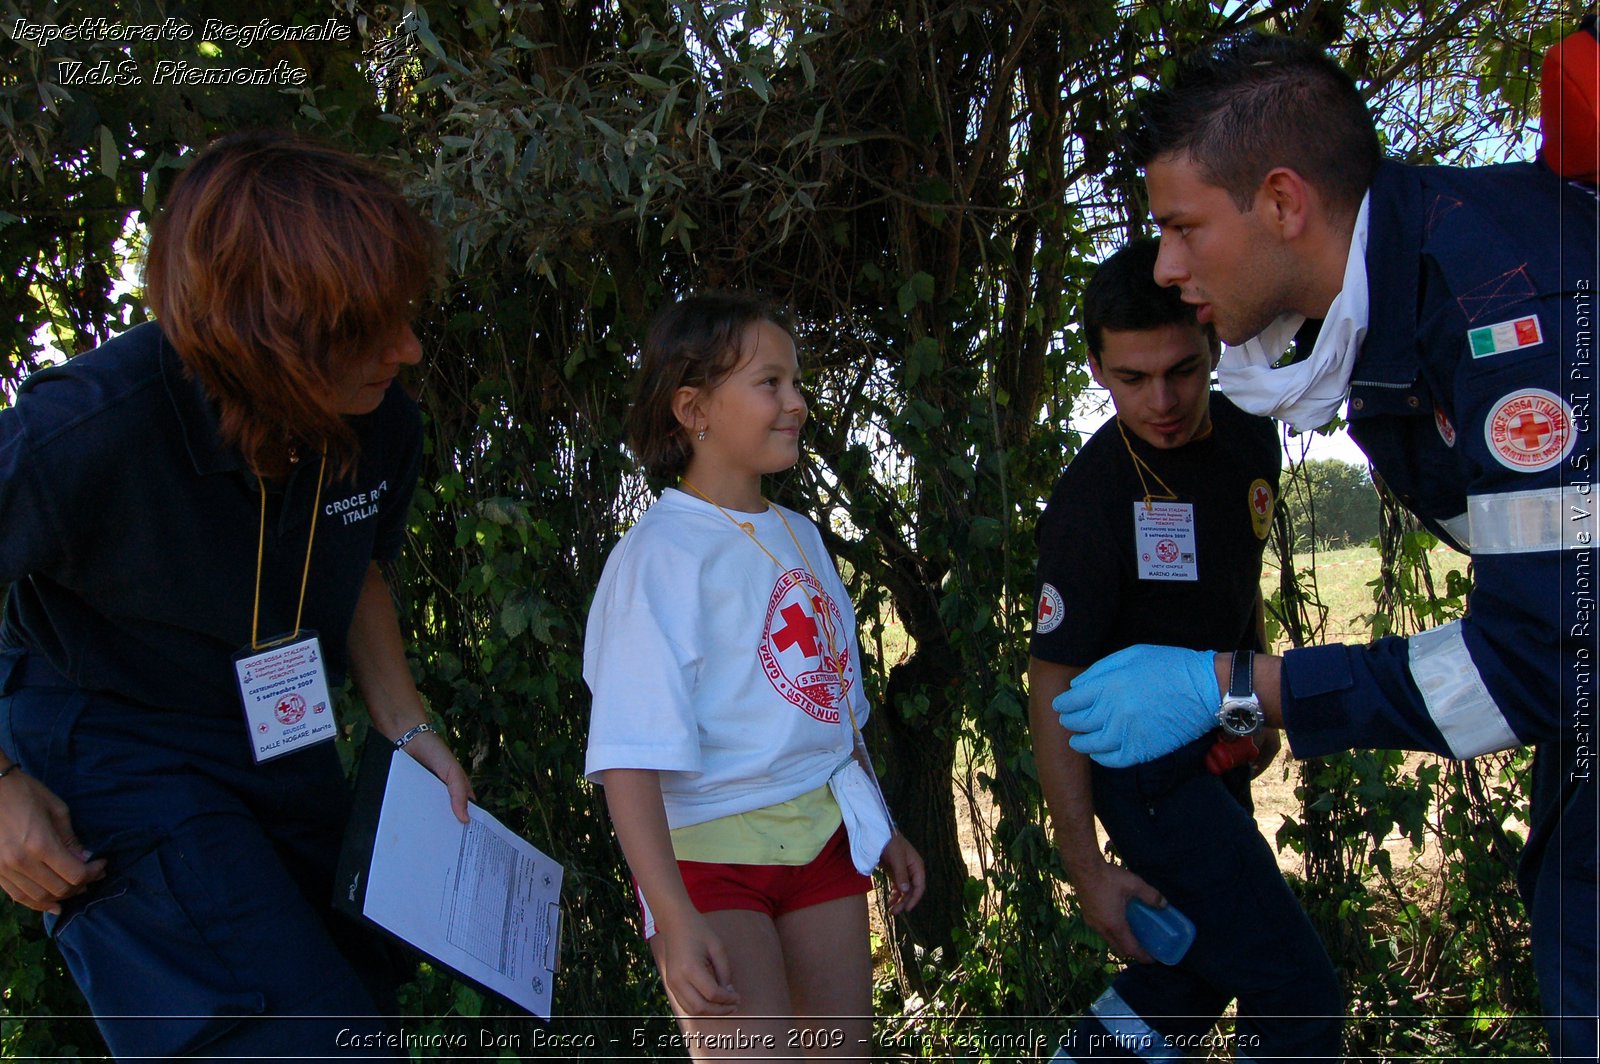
[513,137,541,181]
[500,595,532,639]
[738,63,771,102]
[905,335,941,386]
[97,126,117,180]
[409,14,447,59]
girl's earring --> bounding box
[696,428,707,441]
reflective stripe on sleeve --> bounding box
[1436,511,1470,551]
[1088,987,1182,1060]
[1467,484,1598,555]
[1407,620,1520,758]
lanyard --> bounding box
[1116,418,1181,511]
[679,480,864,739]
[249,449,328,650]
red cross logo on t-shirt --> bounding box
[1251,484,1271,515]
[772,603,820,658]
[760,568,850,724]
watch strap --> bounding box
[1227,649,1255,700]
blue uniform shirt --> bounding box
[1283,160,1597,765]
[0,321,423,718]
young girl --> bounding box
[584,292,923,1058]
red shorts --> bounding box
[635,826,870,938]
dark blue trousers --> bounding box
[0,652,401,1061]
[1063,736,1343,1063]
[1528,746,1599,1062]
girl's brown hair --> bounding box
[626,291,795,482]
[144,130,438,475]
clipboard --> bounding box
[334,735,563,1018]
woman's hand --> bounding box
[0,769,106,914]
[398,731,475,823]
[347,563,474,822]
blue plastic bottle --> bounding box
[1125,898,1195,965]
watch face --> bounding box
[1219,700,1262,736]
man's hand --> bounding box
[1075,861,1164,963]
[1053,644,1220,768]
[0,770,107,914]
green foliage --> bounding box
[0,0,1565,1057]
[0,904,98,1060]
[1280,458,1382,550]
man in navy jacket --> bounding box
[1055,32,1598,1060]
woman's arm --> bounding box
[347,561,473,822]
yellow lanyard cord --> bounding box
[250,448,329,650]
[1116,418,1180,511]
[679,480,866,738]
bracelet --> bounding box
[0,763,18,782]
[393,722,436,749]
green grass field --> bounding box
[1260,540,1467,650]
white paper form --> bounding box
[362,752,563,1017]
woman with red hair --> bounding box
[0,131,469,1058]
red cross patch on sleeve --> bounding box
[1485,388,1575,473]
[1036,583,1064,634]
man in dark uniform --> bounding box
[1030,238,1340,1061]
[1056,33,1599,1060]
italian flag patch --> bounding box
[1468,315,1544,358]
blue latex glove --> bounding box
[1052,644,1220,768]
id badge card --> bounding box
[233,631,336,763]
[1134,500,1198,581]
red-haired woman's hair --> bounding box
[144,130,438,475]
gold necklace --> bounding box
[1116,418,1181,511]
[678,479,811,571]
[678,479,859,731]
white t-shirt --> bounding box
[583,488,870,829]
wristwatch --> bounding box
[1217,650,1265,738]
